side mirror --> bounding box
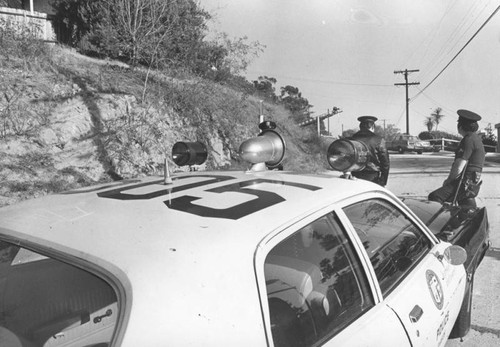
[443,245,467,266]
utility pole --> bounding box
[379,119,387,133]
[298,107,342,137]
[394,69,419,134]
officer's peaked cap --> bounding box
[357,115,378,123]
[457,109,481,122]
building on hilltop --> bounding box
[0,0,56,41]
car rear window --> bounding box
[0,240,118,347]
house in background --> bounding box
[0,0,56,41]
[3,0,54,14]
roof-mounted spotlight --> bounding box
[239,121,285,171]
[172,141,208,166]
[259,120,276,131]
[327,139,369,172]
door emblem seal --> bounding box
[426,269,444,310]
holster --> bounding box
[459,172,482,199]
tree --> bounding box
[52,0,211,68]
[481,123,497,148]
[253,76,277,102]
[424,116,434,132]
[379,123,400,140]
[210,33,264,76]
[430,107,444,131]
[52,0,103,47]
[279,85,312,123]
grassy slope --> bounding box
[0,45,330,207]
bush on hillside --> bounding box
[0,17,48,63]
[0,18,55,139]
[52,0,210,66]
[51,0,265,88]
[418,131,433,140]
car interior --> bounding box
[0,241,118,347]
[264,216,372,347]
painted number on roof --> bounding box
[98,175,321,219]
[166,178,321,219]
[97,175,234,200]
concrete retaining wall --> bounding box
[0,6,55,42]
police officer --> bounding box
[350,116,390,186]
[428,109,485,208]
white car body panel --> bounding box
[323,303,411,346]
[0,171,468,346]
[384,241,466,347]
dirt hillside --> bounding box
[0,46,329,207]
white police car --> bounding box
[0,123,488,347]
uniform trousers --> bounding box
[428,172,481,208]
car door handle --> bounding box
[409,305,423,323]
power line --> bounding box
[413,0,459,77]
[419,1,482,80]
[413,4,500,100]
[413,87,456,116]
[420,1,490,82]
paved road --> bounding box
[387,152,500,347]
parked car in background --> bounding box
[0,123,489,347]
[386,134,434,154]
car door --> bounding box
[258,210,411,347]
[341,197,466,347]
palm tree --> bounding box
[424,116,434,132]
[431,107,444,131]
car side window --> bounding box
[343,198,432,296]
[0,240,118,347]
[264,213,374,347]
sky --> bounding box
[200,0,500,138]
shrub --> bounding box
[418,131,433,140]
[0,18,48,63]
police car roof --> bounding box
[0,170,384,343]
[0,171,385,279]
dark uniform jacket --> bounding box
[351,129,390,186]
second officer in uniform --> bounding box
[350,116,390,187]
[428,109,485,208]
